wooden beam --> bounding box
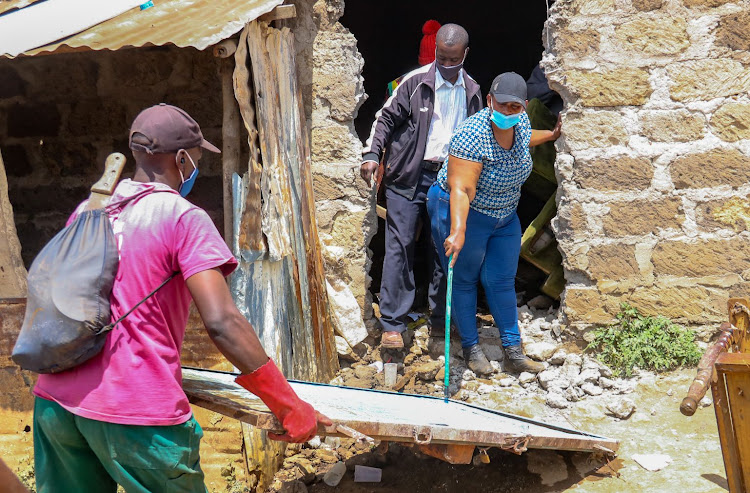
[220,56,241,243]
[258,4,296,22]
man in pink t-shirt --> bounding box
[32,104,330,493]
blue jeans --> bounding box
[427,183,522,349]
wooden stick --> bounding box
[221,56,241,243]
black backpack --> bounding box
[12,154,175,373]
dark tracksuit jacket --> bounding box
[363,62,483,200]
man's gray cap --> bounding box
[490,72,528,109]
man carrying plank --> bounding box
[32,104,329,493]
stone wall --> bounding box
[544,0,750,331]
[290,0,375,352]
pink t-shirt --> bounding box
[34,179,238,426]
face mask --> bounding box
[490,107,522,130]
[176,151,199,197]
[436,48,467,81]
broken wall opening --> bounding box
[340,0,557,310]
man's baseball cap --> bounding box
[489,72,528,109]
[128,103,220,154]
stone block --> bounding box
[557,202,588,234]
[710,103,750,142]
[562,287,617,324]
[7,103,61,138]
[667,60,750,102]
[0,64,25,98]
[652,238,750,278]
[573,0,615,15]
[670,148,750,189]
[716,11,750,52]
[586,243,640,281]
[632,0,663,11]
[683,0,733,7]
[614,17,688,56]
[572,155,653,191]
[625,285,725,322]
[111,51,173,89]
[564,111,629,149]
[640,110,705,142]
[23,54,99,99]
[566,69,652,106]
[554,29,600,58]
[602,197,683,236]
[695,196,750,232]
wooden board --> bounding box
[183,367,620,454]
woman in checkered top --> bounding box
[427,72,561,377]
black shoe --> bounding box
[504,345,544,374]
[462,344,493,376]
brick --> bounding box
[586,243,640,281]
[667,59,750,102]
[564,111,629,149]
[555,29,601,58]
[716,11,750,51]
[614,17,689,56]
[7,103,61,138]
[0,64,25,98]
[640,110,705,142]
[602,197,683,236]
[566,69,652,107]
[652,237,750,277]
[670,148,750,189]
[23,54,99,100]
[695,196,750,232]
[573,155,653,191]
[11,184,89,216]
[632,0,663,11]
[710,103,750,142]
[68,100,127,137]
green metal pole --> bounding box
[444,254,453,403]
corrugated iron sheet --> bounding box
[1,0,283,58]
[0,0,38,16]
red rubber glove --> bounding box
[235,359,331,443]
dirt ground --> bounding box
[269,306,728,493]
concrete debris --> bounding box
[632,453,673,472]
[518,372,537,385]
[335,336,358,362]
[699,395,713,408]
[524,341,558,361]
[327,279,369,348]
[605,397,637,419]
[546,391,569,409]
[549,349,568,365]
[580,382,603,396]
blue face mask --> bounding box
[490,108,522,130]
[177,151,199,198]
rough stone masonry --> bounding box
[543,0,750,331]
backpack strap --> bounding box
[95,272,179,335]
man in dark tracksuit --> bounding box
[361,24,482,349]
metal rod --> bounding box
[444,254,454,403]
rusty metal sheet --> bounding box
[183,367,620,454]
[1,0,283,58]
[0,0,38,15]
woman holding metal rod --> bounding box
[427,72,561,376]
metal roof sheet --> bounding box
[1,0,283,58]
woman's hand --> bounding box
[444,230,465,267]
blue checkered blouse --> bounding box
[436,107,533,220]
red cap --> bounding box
[418,20,441,66]
[128,103,220,154]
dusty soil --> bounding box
[269,305,728,493]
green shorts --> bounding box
[33,397,207,493]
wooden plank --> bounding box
[220,54,242,243]
[183,368,619,454]
[0,148,28,299]
[258,4,296,22]
[232,26,266,260]
[730,298,750,354]
[723,370,750,491]
[715,352,750,372]
[711,371,742,493]
[273,26,337,380]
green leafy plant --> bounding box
[586,303,702,377]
